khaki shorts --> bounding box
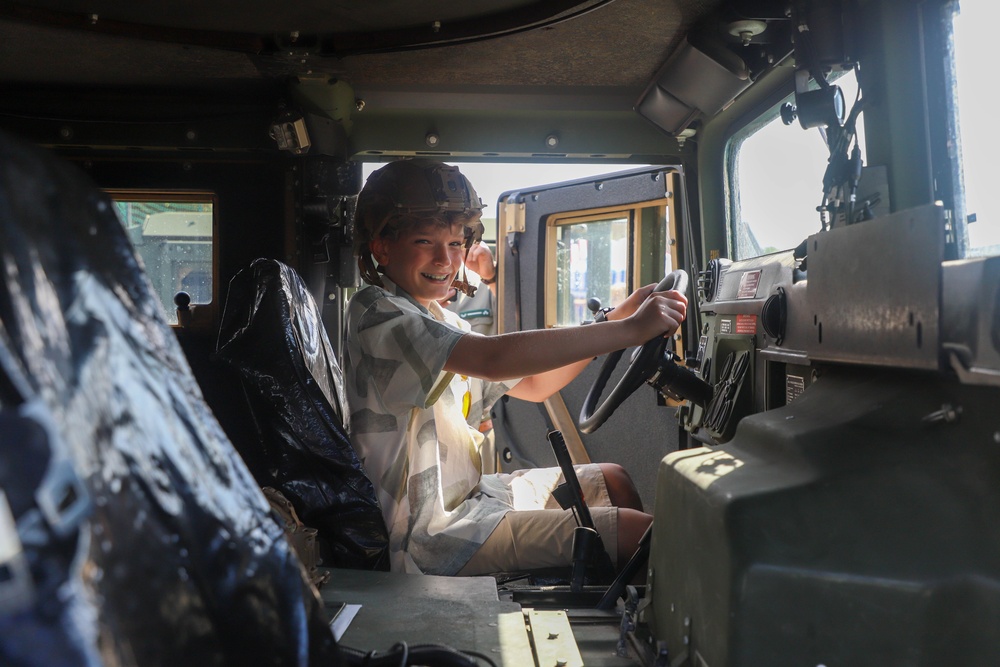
[457,464,618,576]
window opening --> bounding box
[110,193,216,325]
[551,212,631,327]
[949,0,999,257]
[545,196,675,329]
[729,69,866,260]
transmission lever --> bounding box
[547,430,615,590]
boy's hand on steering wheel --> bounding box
[615,284,687,342]
[608,283,687,330]
[606,283,656,321]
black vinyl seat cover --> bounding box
[0,131,340,666]
[216,259,389,571]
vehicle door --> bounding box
[492,166,695,509]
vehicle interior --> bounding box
[2,0,998,665]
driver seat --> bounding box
[215,258,390,571]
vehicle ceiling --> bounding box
[0,0,792,159]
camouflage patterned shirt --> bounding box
[344,278,518,574]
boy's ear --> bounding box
[370,236,389,266]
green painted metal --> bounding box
[648,367,1000,665]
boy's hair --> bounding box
[354,159,484,288]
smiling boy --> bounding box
[344,159,687,575]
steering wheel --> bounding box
[577,269,689,434]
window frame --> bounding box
[107,189,219,329]
[542,193,678,329]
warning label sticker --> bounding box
[786,375,805,404]
[735,314,756,335]
[737,270,761,299]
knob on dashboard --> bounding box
[174,291,192,327]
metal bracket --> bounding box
[18,400,92,539]
[500,195,526,234]
[616,585,640,657]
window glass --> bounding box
[731,69,865,259]
[112,198,214,325]
[553,215,629,326]
[950,0,999,257]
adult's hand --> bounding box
[466,242,496,282]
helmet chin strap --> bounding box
[452,277,477,298]
[451,241,478,298]
[451,222,485,297]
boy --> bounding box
[345,159,687,575]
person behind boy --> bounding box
[345,159,687,575]
[439,240,497,336]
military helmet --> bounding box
[354,159,485,288]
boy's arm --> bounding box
[443,285,687,399]
[504,357,592,402]
[502,290,679,401]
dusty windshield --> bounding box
[951,0,999,256]
[730,69,865,259]
[731,0,997,261]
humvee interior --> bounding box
[2,0,999,665]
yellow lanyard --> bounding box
[460,375,471,419]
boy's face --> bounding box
[371,220,466,307]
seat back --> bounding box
[0,131,338,665]
[216,258,389,571]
